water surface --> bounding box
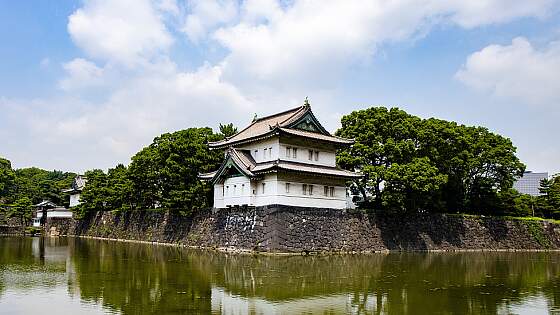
[1,237,559,314]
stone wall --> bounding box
[58,205,560,252]
[0,225,23,235]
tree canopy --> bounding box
[336,107,526,214]
[75,127,225,218]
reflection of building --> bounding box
[62,175,87,207]
[513,171,548,196]
[200,100,361,209]
[211,287,376,314]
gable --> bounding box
[286,111,330,135]
[211,155,252,184]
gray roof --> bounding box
[62,175,87,193]
[208,103,353,149]
[200,148,361,183]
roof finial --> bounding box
[252,113,258,123]
[304,97,310,107]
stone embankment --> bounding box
[44,205,560,253]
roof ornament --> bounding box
[252,113,258,123]
[303,97,310,107]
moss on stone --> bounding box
[522,220,551,249]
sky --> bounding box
[0,0,559,175]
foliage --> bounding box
[6,197,34,226]
[219,123,238,138]
[537,175,560,219]
[336,107,525,214]
[0,157,15,200]
[0,166,76,206]
[74,169,108,219]
[128,128,223,215]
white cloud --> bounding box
[181,0,238,43]
[4,0,560,173]
[208,0,559,94]
[59,58,106,91]
[68,0,173,66]
[456,37,560,106]
[2,63,253,172]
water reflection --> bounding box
[1,237,560,314]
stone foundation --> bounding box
[51,205,560,252]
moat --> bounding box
[1,237,559,314]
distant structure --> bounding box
[62,175,87,207]
[200,100,361,209]
[513,171,548,196]
[32,200,73,227]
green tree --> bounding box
[336,107,424,210]
[0,157,15,202]
[106,164,134,212]
[128,127,223,215]
[336,106,525,214]
[219,123,238,138]
[74,169,108,219]
[10,167,76,206]
[6,197,33,227]
[538,175,560,219]
[419,119,525,214]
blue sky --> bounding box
[0,0,559,175]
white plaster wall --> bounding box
[253,174,279,206]
[222,176,253,206]
[214,174,347,209]
[238,138,280,163]
[214,184,225,209]
[36,211,73,218]
[69,193,81,207]
[275,178,347,209]
[279,142,336,167]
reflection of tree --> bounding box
[198,252,560,314]
[68,238,212,314]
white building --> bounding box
[62,175,87,207]
[200,101,361,209]
[32,200,74,227]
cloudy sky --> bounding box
[0,0,559,174]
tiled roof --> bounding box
[209,104,350,148]
[34,200,57,208]
[278,128,353,145]
[253,160,361,178]
[62,175,88,193]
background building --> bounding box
[513,171,548,196]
